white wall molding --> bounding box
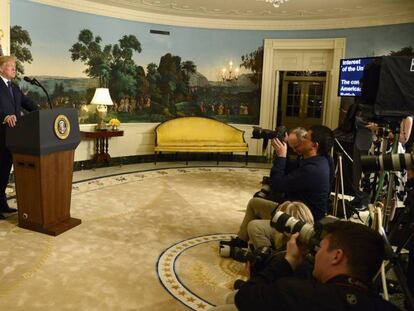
[260,38,345,130]
[32,0,414,30]
[0,0,10,56]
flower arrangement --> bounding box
[108,118,121,130]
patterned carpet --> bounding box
[0,167,268,310]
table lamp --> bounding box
[90,88,113,130]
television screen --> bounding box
[338,57,379,97]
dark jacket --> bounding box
[0,80,38,120]
[235,257,399,311]
[0,79,39,143]
[269,155,331,221]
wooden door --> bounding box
[281,72,326,130]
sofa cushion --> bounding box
[154,117,248,153]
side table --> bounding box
[80,130,124,165]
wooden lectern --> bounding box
[6,108,81,236]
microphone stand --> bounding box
[24,77,52,109]
[32,79,52,110]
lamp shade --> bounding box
[90,88,114,106]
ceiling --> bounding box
[36,0,414,29]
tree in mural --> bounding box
[108,35,142,101]
[146,63,161,103]
[69,29,113,87]
[70,30,143,105]
[181,60,197,99]
[69,29,202,121]
[157,53,180,112]
[10,25,33,78]
[241,45,263,86]
[389,46,414,56]
[156,53,197,116]
[135,65,150,107]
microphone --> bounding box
[23,76,52,109]
[23,76,38,85]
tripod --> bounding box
[333,152,348,220]
[373,206,414,309]
[368,125,400,231]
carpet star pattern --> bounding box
[157,233,236,310]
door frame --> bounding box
[259,38,345,155]
[281,74,327,129]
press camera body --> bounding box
[219,244,274,268]
[252,125,287,141]
[252,125,287,150]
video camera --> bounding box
[361,152,414,172]
[252,125,287,150]
[270,211,338,254]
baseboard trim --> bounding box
[74,153,268,171]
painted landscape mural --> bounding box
[11,1,262,125]
[10,1,414,126]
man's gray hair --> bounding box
[290,127,306,142]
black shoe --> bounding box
[0,213,5,220]
[2,207,17,213]
[0,207,17,213]
[220,237,248,248]
[234,279,247,290]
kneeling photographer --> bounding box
[211,218,398,311]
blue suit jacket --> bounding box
[0,79,38,121]
[0,79,39,146]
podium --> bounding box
[6,108,81,236]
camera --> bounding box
[361,152,414,172]
[253,176,272,199]
[270,211,338,254]
[252,125,287,141]
[219,244,249,262]
[252,125,287,150]
[219,244,275,272]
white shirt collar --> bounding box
[0,75,10,85]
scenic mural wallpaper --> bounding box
[10,1,262,125]
[9,1,414,126]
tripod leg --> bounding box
[338,155,347,220]
[333,161,340,217]
[378,218,414,309]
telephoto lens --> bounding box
[270,211,339,254]
[361,153,414,172]
[251,126,287,141]
[270,211,315,246]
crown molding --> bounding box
[32,0,414,30]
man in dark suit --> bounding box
[0,55,39,219]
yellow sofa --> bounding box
[154,117,248,164]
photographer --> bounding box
[254,127,306,201]
[211,221,398,311]
[269,125,334,221]
[220,126,333,251]
[247,201,314,251]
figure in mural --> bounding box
[217,104,225,115]
[240,103,249,115]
